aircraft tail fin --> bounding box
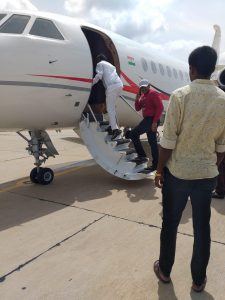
[212,25,221,61]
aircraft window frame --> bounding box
[173,68,178,79]
[141,58,148,72]
[166,66,172,78]
[0,14,7,22]
[159,63,165,76]
[150,61,157,74]
[29,18,64,40]
[0,14,31,34]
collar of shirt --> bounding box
[191,79,216,86]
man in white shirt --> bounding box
[92,54,123,140]
[154,46,225,292]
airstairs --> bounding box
[79,103,154,180]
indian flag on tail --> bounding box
[127,56,135,66]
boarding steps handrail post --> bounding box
[79,103,154,180]
[87,104,98,124]
[120,95,138,113]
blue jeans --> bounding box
[129,117,159,167]
[159,168,216,285]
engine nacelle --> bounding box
[217,68,225,89]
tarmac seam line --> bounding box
[0,215,105,283]
[8,190,225,248]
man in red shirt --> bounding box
[129,79,163,171]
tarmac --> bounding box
[0,129,224,300]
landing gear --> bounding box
[30,167,54,185]
[30,167,39,184]
[17,130,58,185]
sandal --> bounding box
[153,260,171,283]
[192,277,207,293]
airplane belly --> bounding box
[0,85,90,131]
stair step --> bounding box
[125,148,136,155]
[131,157,149,164]
[134,163,148,172]
[79,119,153,180]
[138,168,155,174]
[116,138,130,145]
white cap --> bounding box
[139,79,150,87]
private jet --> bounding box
[0,10,224,184]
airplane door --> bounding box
[81,26,121,113]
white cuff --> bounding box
[160,136,176,149]
[216,144,225,153]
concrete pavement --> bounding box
[0,130,224,299]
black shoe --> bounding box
[105,126,113,135]
[145,166,157,172]
[111,129,122,140]
[212,191,225,199]
[124,129,131,139]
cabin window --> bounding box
[141,58,148,72]
[179,70,184,81]
[30,18,64,40]
[173,68,178,79]
[159,63,165,76]
[0,14,6,21]
[150,61,157,74]
[166,66,172,77]
[0,14,30,34]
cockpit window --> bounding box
[29,18,64,40]
[0,14,6,21]
[0,14,30,34]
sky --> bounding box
[1,0,225,64]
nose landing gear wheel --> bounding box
[30,167,39,184]
[30,167,54,185]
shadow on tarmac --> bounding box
[0,162,224,238]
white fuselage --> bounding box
[0,10,189,131]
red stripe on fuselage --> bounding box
[29,74,92,83]
[29,73,169,100]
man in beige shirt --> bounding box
[153,46,225,292]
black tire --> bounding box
[37,168,54,185]
[30,167,40,184]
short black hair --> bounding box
[96,53,107,61]
[188,46,217,77]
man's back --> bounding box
[162,79,225,179]
[96,61,122,88]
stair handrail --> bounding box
[120,95,135,110]
[120,95,142,119]
[87,104,98,123]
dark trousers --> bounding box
[159,168,216,285]
[129,117,159,167]
[216,157,225,195]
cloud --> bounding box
[63,0,225,62]
[64,0,173,41]
[0,0,37,10]
[3,0,224,63]
[64,0,135,13]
